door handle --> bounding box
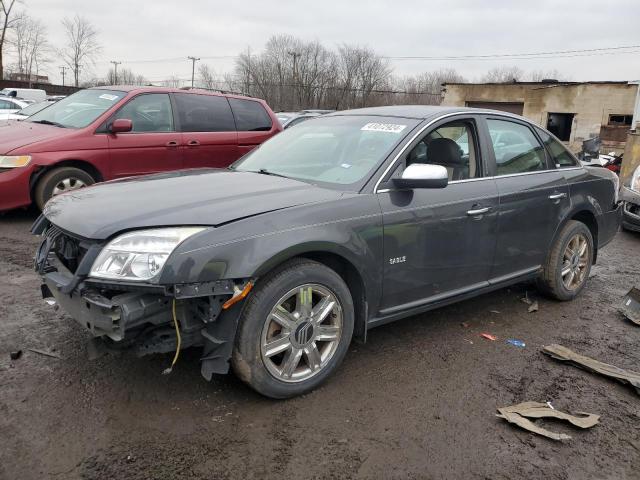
[165,140,179,147]
[548,193,567,200]
[187,140,200,146]
[466,207,490,216]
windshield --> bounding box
[26,89,126,128]
[17,101,50,117]
[234,115,419,189]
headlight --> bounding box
[0,155,31,168]
[90,227,205,281]
[631,165,640,192]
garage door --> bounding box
[465,101,524,115]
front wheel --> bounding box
[34,167,95,210]
[537,220,593,301]
[232,259,354,398]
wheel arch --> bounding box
[551,207,599,263]
[29,159,104,198]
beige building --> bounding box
[441,81,637,153]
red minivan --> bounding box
[0,86,282,210]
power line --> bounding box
[110,60,121,83]
[187,56,200,88]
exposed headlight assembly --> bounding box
[90,227,205,281]
[0,155,31,168]
[631,165,640,193]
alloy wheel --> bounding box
[561,233,589,291]
[260,284,343,383]
[52,177,87,196]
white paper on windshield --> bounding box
[361,123,407,134]
[99,94,119,101]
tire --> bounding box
[232,258,354,399]
[537,220,594,301]
[34,167,95,210]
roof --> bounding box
[442,80,632,87]
[91,85,257,101]
[329,105,485,120]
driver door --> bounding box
[377,115,499,314]
[106,93,183,178]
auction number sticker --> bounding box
[99,93,119,101]
[361,122,407,134]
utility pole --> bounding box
[110,61,122,85]
[188,56,200,88]
[287,51,300,110]
[59,66,67,86]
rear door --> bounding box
[378,115,499,313]
[173,93,238,169]
[106,93,183,177]
[229,98,276,157]
[485,116,570,280]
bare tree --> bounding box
[0,0,20,79]
[480,66,524,83]
[60,15,101,86]
[197,64,218,89]
[394,69,465,105]
[105,67,147,85]
[13,14,50,86]
[528,69,568,82]
[162,75,182,88]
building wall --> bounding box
[442,83,637,152]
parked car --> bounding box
[0,96,29,116]
[0,86,282,211]
[276,110,333,129]
[621,163,640,232]
[0,100,52,121]
[32,105,621,398]
[0,87,47,103]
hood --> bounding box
[0,120,75,153]
[43,169,343,239]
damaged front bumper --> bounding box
[621,186,640,232]
[32,216,250,380]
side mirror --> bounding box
[110,118,132,133]
[392,163,448,189]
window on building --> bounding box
[487,119,546,175]
[608,114,633,126]
[546,113,574,141]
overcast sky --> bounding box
[14,0,640,85]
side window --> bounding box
[536,127,578,168]
[174,93,235,132]
[405,120,479,181]
[487,119,546,175]
[229,98,272,131]
[111,94,174,132]
[0,100,12,110]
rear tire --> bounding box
[34,167,95,210]
[232,258,354,399]
[537,220,593,301]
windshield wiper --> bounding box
[30,119,66,128]
[254,168,290,179]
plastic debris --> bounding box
[506,339,526,348]
[497,401,599,441]
[520,293,532,305]
[9,350,22,360]
[27,348,61,359]
[490,310,501,314]
[620,287,640,325]
[480,333,497,341]
[542,344,640,395]
[528,301,539,313]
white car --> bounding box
[0,97,30,119]
[0,101,52,121]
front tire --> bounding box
[232,258,354,399]
[34,167,95,210]
[537,220,593,301]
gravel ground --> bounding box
[1,208,639,480]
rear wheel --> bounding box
[232,259,354,398]
[537,220,593,301]
[34,167,95,210]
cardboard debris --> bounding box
[620,287,640,326]
[528,301,539,313]
[497,401,599,441]
[542,344,640,395]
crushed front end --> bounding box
[32,215,251,380]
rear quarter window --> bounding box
[229,98,273,131]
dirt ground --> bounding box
[1,208,639,480]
